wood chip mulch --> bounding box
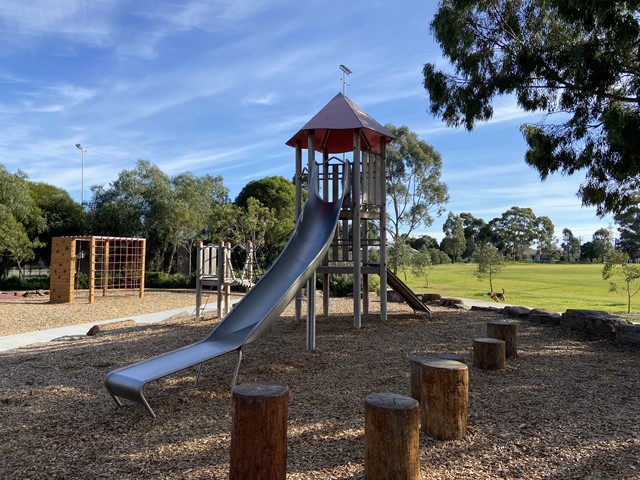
[0,295,639,479]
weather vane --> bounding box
[339,64,352,95]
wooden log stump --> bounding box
[487,321,517,357]
[473,337,506,370]
[230,382,289,480]
[364,392,420,480]
[410,354,466,402]
[419,359,468,440]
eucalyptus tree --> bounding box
[561,228,582,263]
[424,0,640,215]
[441,212,466,262]
[489,206,538,260]
[385,124,449,245]
[0,165,46,276]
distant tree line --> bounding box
[0,160,297,279]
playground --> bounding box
[0,295,639,478]
[1,94,639,478]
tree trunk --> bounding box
[230,382,289,480]
[486,321,517,357]
[364,392,420,480]
[419,358,468,440]
[473,337,506,370]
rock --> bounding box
[386,289,403,303]
[422,293,442,304]
[615,324,640,347]
[561,309,631,339]
[528,308,562,325]
[86,325,100,336]
[470,305,502,313]
[439,297,469,310]
[503,306,531,318]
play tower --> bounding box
[286,92,395,348]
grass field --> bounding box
[397,262,639,315]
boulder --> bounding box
[560,309,631,339]
[503,306,531,318]
[528,308,562,326]
[422,293,442,304]
[615,324,640,347]
[386,289,403,303]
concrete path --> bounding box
[0,296,513,354]
[0,303,217,353]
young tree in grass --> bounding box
[603,250,640,314]
[473,243,506,293]
[411,245,433,288]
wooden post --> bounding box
[487,321,517,357]
[230,382,289,480]
[419,359,468,440]
[410,354,466,402]
[139,238,146,299]
[364,392,420,480]
[102,239,110,298]
[473,337,506,370]
[89,236,96,304]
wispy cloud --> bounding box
[141,0,269,33]
[0,0,118,48]
[242,92,277,106]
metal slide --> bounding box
[105,166,348,417]
[385,268,431,317]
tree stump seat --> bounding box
[365,392,420,480]
[230,382,289,480]
[418,358,469,440]
[487,321,517,357]
[410,354,466,402]
[473,337,506,370]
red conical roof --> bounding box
[286,92,395,153]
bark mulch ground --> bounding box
[0,294,639,479]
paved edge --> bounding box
[0,304,217,353]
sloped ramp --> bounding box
[386,268,431,317]
[105,167,348,417]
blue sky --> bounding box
[0,0,614,244]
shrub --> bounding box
[316,273,380,297]
[0,275,50,291]
[145,272,194,288]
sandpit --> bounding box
[0,294,639,479]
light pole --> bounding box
[75,143,87,206]
[339,64,352,95]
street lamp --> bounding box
[75,143,87,206]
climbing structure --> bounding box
[286,92,395,348]
[195,240,255,318]
[50,236,145,303]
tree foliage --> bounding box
[591,227,612,263]
[473,243,506,292]
[424,0,640,215]
[0,166,47,276]
[385,124,449,243]
[441,211,466,262]
[488,206,538,260]
[615,205,640,259]
[88,160,228,273]
[235,176,296,259]
[561,228,582,262]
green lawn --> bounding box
[397,262,637,315]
